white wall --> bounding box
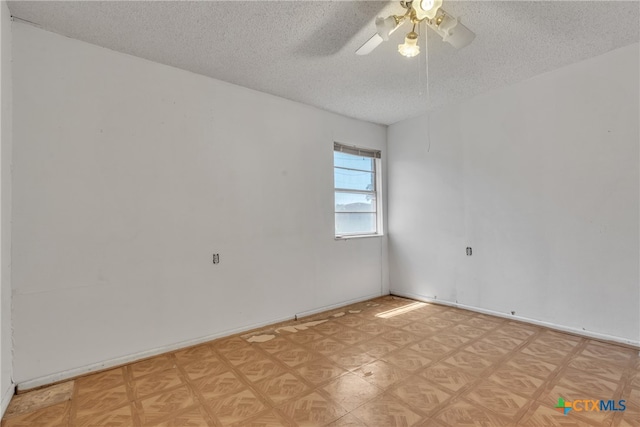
[0,0,13,415]
[11,22,388,387]
[388,43,639,345]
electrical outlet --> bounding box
[212,253,220,264]
[466,247,472,256]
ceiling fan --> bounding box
[356,0,475,57]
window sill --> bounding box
[335,234,384,241]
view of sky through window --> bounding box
[334,150,378,235]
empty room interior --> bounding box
[0,0,638,426]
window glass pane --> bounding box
[335,213,376,235]
[334,168,374,191]
[335,192,376,212]
[334,151,374,172]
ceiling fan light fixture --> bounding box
[413,0,443,20]
[430,12,475,49]
[355,0,475,56]
[398,31,420,57]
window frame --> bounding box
[333,142,383,239]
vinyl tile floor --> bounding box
[2,296,639,426]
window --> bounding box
[334,142,382,237]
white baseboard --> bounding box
[295,292,387,318]
[1,383,15,417]
[17,312,297,391]
[17,292,388,392]
[392,290,640,349]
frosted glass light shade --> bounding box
[375,16,399,41]
[431,14,476,49]
[398,32,420,57]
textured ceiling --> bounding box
[8,1,640,125]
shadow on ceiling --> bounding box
[294,1,389,57]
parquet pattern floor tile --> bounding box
[320,374,381,412]
[254,373,310,405]
[75,382,129,415]
[181,355,231,381]
[3,295,638,426]
[350,393,424,427]
[432,399,512,426]
[389,376,452,415]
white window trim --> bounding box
[334,143,384,239]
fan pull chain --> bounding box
[417,22,430,101]
[418,22,423,95]
[421,21,432,152]
[424,21,430,103]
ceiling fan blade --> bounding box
[356,33,383,55]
